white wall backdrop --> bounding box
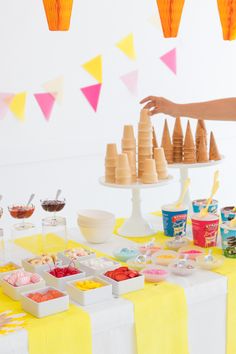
[0,0,235,231]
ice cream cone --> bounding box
[209,132,221,161]
[115,168,132,178]
[126,150,137,179]
[152,127,158,148]
[140,109,151,124]
[122,139,136,149]
[184,121,194,147]
[154,147,169,179]
[173,117,183,138]
[106,143,118,159]
[197,135,208,163]
[105,157,117,167]
[138,147,153,155]
[143,159,156,174]
[161,119,173,164]
[217,0,236,40]
[122,125,135,140]
[43,0,74,31]
[105,175,116,183]
[172,117,183,163]
[117,153,130,169]
[138,130,152,139]
[156,0,185,38]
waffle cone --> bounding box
[106,143,118,159]
[117,153,130,169]
[173,117,183,138]
[184,120,195,148]
[43,0,73,31]
[123,125,135,140]
[140,109,151,124]
[209,132,221,161]
[217,0,236,40]
[197,135,208,163]
[156,0,185,38]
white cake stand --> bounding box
[99,176,173,237]
[168,157,224,211]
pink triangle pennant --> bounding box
[160,48,176,74]
[0,93,14,119]
[80,83,102,112]
[120,70,138,96]
[34,93,56,121]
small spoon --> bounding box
[26,193,35,206]
[205,249,213,262]
[177,255,188,268]
[55,189,62,200]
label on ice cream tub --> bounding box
[220,223,236,258]
[162,204,188,237]
[191,213,219,248]
[192,199,218,214]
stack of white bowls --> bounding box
[77,209,116,244]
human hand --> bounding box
[140,96,179,117]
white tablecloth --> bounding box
[0,224,227,354]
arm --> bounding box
[140,96,236,121]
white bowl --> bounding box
[20,286,69,318]
[78,222,115,244]
[66,276,113,306]
[78,209,115,225]
[2,278,46,300]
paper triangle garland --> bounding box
[9,92,27,121]
[116,33,136,60]
[34,93,56,121]
[43,76,64,104]
[80,83,102,112]
[160,48,176,74]
[82,55,103,83]
[0,93,14,119]
[120,70,138,96]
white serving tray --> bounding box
[0,262,22,283]
[42,268,86,290]
[20,286,69,318]
[78,257,120,276]
[57,250,96,267]
[2,278,46,301]
[66,276,113,306]
[100,273,145,296]
[21,258,56,275]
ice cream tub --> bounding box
[220,223,236,258]
[220,206,236,222]
[191,213,219,248]
[161,204,188,237]
[192,199,218,214]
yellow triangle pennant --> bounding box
[116,33,136,60]
[9,92,27,121]
[82,55,102,83]
[43,76,64,104]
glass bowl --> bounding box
[140,266,169,282]
[151,250,178,266]
[168,259,197,276]
[113,247,140,262]
[196,254,224,270]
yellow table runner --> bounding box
[14,232,189,354]
[0,288,92,354]
[115,214,236,354]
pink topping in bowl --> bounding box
[143,268,167,275]
[181,250,202,255]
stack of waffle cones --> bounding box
[209,132,221,161]
[183,121,196,164]
[173,117,183,162]
[122,125,136,182]
[196,119,207,162]
[154,147,169,179]
[161,119,173,164]
[138,109,153,177]
[141,159,158,184]
[197,135,208,163]
[105,144,118,183]
[156,0,185,38]
[115,153,132,185]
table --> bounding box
[0,218,227,354]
